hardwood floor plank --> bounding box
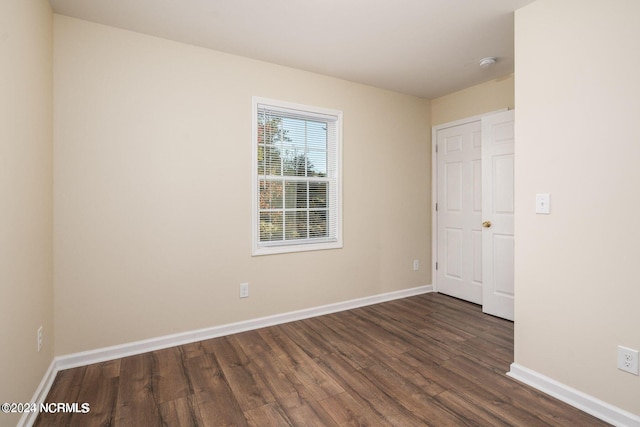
[356,306,455,364]
[232,331,344,426]
[313,315,379,369]
[277,321,334,359]
[96,359,121,378]
[404,348,553,426]
[158,395,203,427]
[447,336,514,373]
[232,329,271,356]
[33,366,87,427]
[318,391,391,427]
[337,310,414,354]
[244,402,293,427]
[69,361,119,427]
[233,333,302,400]
[195,389,249,427]
[433,390,513,427]
[113,353,165,427]
[276,391,339,427]
[430,310,513,346]
[419,315,478,342]
[182,353,248,426]
[417,319,473,346]
[361,362,471,427]
[150,346,193,404]
[367,301,430,331]
[258,327,345,402]
[443,354,607,427]
[366,350,446,397]
[181,340,207,360]
[205,336,276,412]
[317,353,433,427]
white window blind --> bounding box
[252,97,342,255]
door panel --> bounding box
[473,160,482,211]
[493,234,515,295]
[472,230,483,283]
[481,110,515,320]
[445,228,462,278]
[436,121,482,304]
[493,155,515,213]
[446,162,463,211]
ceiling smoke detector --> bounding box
[479,57,497,69]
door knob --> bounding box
[482,220,492,228]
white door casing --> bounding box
[481,110,515,320]
[435,120,483,304]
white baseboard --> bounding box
[27,289,640,427]
[508,363,640,427]
[17,359,57,427]
[20,285,430,426]
[56,284,432,371]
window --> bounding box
[252,97,342,255]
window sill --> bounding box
[252,240,343,256]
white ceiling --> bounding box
[49,0,535,99]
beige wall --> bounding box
[0,0,54,425]
[10,0,640,420]
[53,15,432,355]
[515,0,640,415]
[431,74,514,126]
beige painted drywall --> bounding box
[0,0,54,425]
[515,0,640,415]
[431,75,514,126]
[53,15,432,355]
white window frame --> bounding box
[252,96,343,256]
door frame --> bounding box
[431,109,507,294]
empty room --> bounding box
[1,0,639,426]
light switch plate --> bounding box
[536,193,550,214]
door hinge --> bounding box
[435,144,438,153]
[435,262,438,270]
[435,203,438,212]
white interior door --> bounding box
[481,110,515,320]
[436,121,483,304]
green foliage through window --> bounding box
[253,98,341,255]
[257,111,330,243]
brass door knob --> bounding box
[482,220,492,228]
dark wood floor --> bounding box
[35,293,608,426]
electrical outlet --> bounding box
[617,346,639,375]
[413,259,420,271]
[239,283,249,299]
[37,326,43,352]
